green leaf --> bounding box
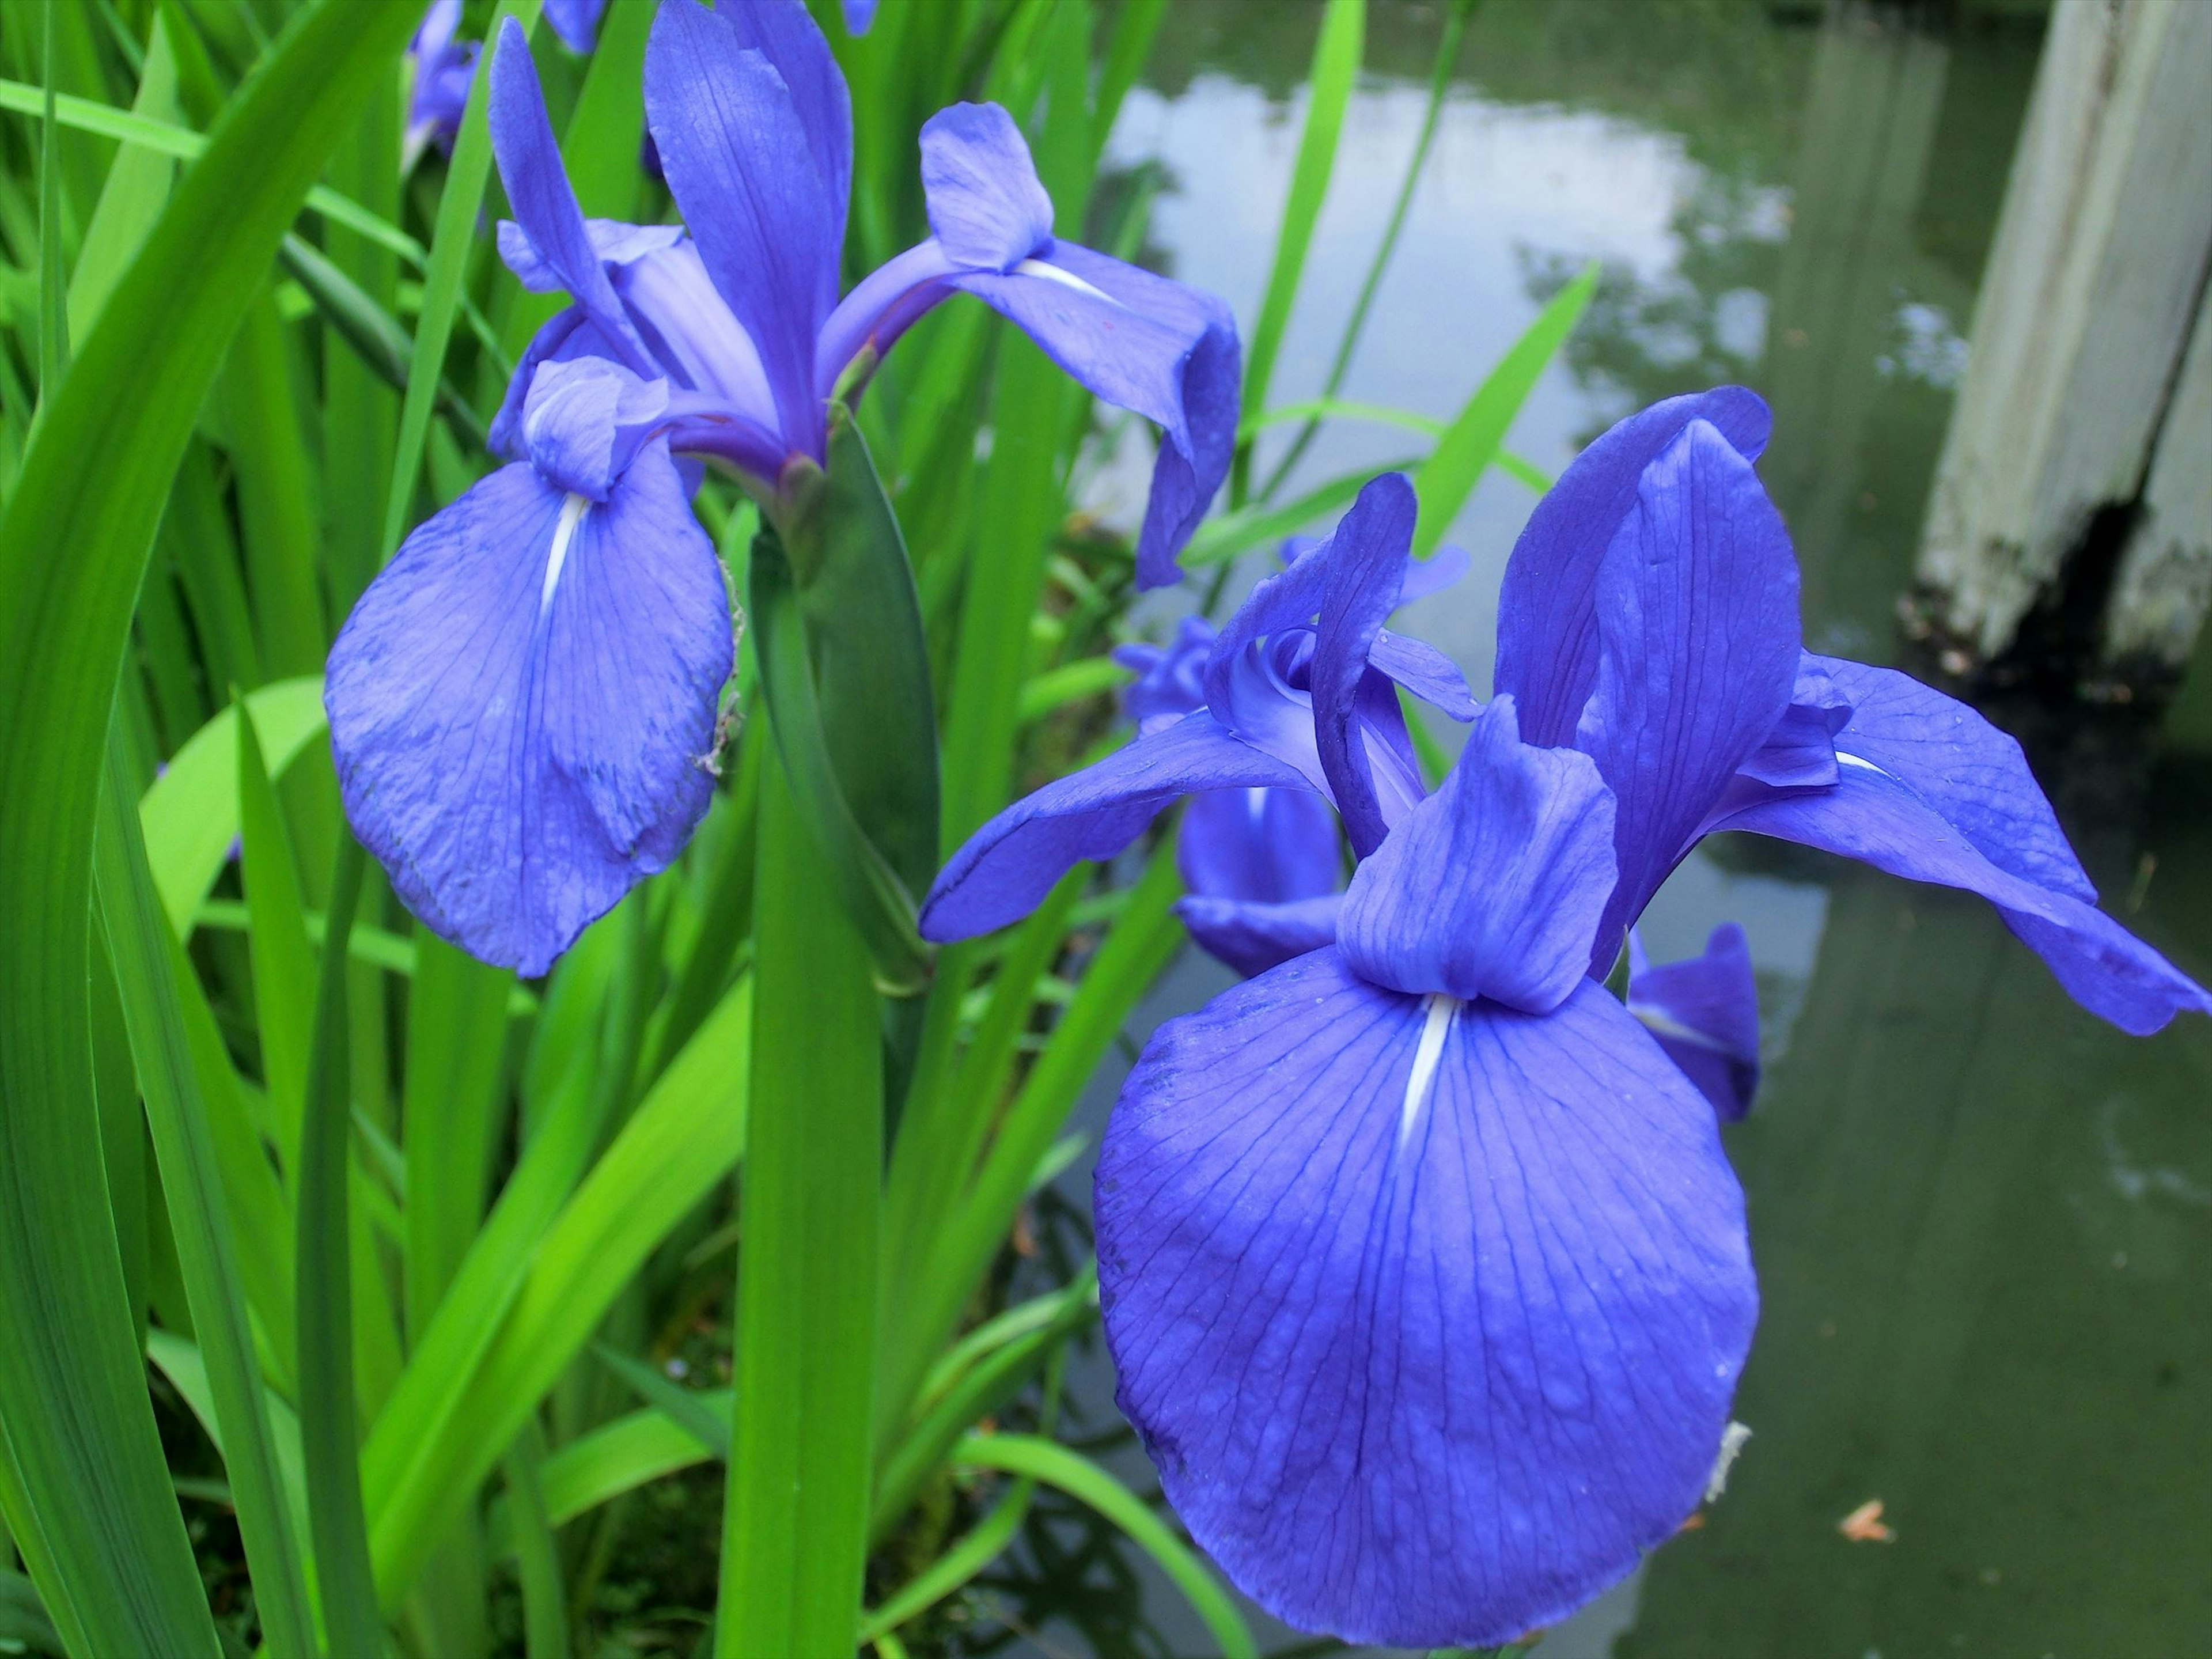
[0,78,430,268]
[1231,0,1364,504]
[593,1345,730,1462]
[141,676,326,934]
[953,1433,1257,1659]
[236,693,316,1169]
[366,974,752,1610]
[381,0,544,562]
[718,762,880,1658]
[94,726,317,1659]
[857,1482,1032,1646]
[1016,655,1130,724]
[1181,454,1421,570]
[1412,260,1599,557]
[0,1566,64,1657]
[500,1419,569,1659]
[294,837,382,1659]
[65,11,180,342]
[0,1,419,1647]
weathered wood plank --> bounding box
[1914,0,2212,662]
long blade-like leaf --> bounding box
[0,3,419,1649]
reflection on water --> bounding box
[974,2,2211,1654]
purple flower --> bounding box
[329,0,1239,976]
[1108,543,1475,979]
[544,0,608,54]
[921,472,1480,957]
[927,388,2211,1646]
[404,0,479,169]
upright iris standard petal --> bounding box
[1096,952,1757,1649]
[1712,765,2211,1036]
[715,0,854,276]
[919,103,1055,270]
[1495,387,1771,747]
[488,20,653,370]
[406,0,478,164]
[1628,925,1761,1122]
[951,242,1238,587]
[1310,473,1422,857]
[1573,420,1801,966]
[1812,655,2097,900]
[1340,697,1618,1011]
[326,448,731,977]
[918,714,1316,941]
[645,0,836,446]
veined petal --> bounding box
[1574,419,1801,967]
[1399,543,1471,602]
[716,0,852,266]
[1096,953,1756,1649]
[326,449,731,977]
[1733,653,1849,793]
[1813,655,2096,901]
[1495,387,1771,747]
[497,217,684,293]
[919,714,1314,941]
[490,306,619,461]
[646,0,836,448]
[920,102,1055,270]
[1628,923,1760,1122]
[1114,615,1215,728]
[1369,628,1479,721]
[1311,473,1421,857]
[518,357,671,501]
[487,20,650,369]
[1179,785,1341,905]
[1177,892,1342,979]
[950,241,1238,586]
[1341,696,1616,1011]
[1711,766,2212,1036]
[609,238,781,433]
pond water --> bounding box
[971,3,2211,1655]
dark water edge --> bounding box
[971,3,2212,1657]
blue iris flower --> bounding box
[331,0,1238,976]
[403,0,478,169]
[922,388,2211,1647]
[1108,540,1475,978]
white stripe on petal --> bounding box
[1014,256,1118,304]
[541,492,589,619]
[1400,993,1459,1152]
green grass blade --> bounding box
[1411,260,1598,556]
[221,290,328,678]
[719,761,880,1658]
[138,677,325,933]
[295,835,382,1659]
[857,1482,1033,1646]
[35,0,66,403]
[0,0,419,1646]
[65,12,180,342]
[367,975,752,1609]
[1239,396,1445,444]
[954,1433,1257,1659]
[0,74,427,266]
[0,1565,65,1657]
[1258,0,1472,501]
[501,1419,569,1659]
[594,1346,730,1461]
[382,0,543,562]
[400,934,512,1340]
[236,693,316,1170]
[93,725,317,1659]
[1230,0,1364,505]
[1181,454,1421,570]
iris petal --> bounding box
[1179,784,1340,910]
[517,357,669,501]
[1731,652,1849,794]
[1176,892,1342,979]
[1713,765,2211,1036]
[920,103,1055,270]
[645,0,836,447]
[487,21,650,369]
[1628,923,1761,1122]
[1096,952,1757,1649]
[919,714,1314,942]
[1495,387,1771,747]
[1341,696,1617,1010]
[496,217,684,294]
[543,0,605,55]
[1310,474,1421,857]
[951,241,1238,587]
[1574,419,1801,967]
[327,448,731,976]
[1813,655,2097,901]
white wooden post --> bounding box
[1913,0,2212,673]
